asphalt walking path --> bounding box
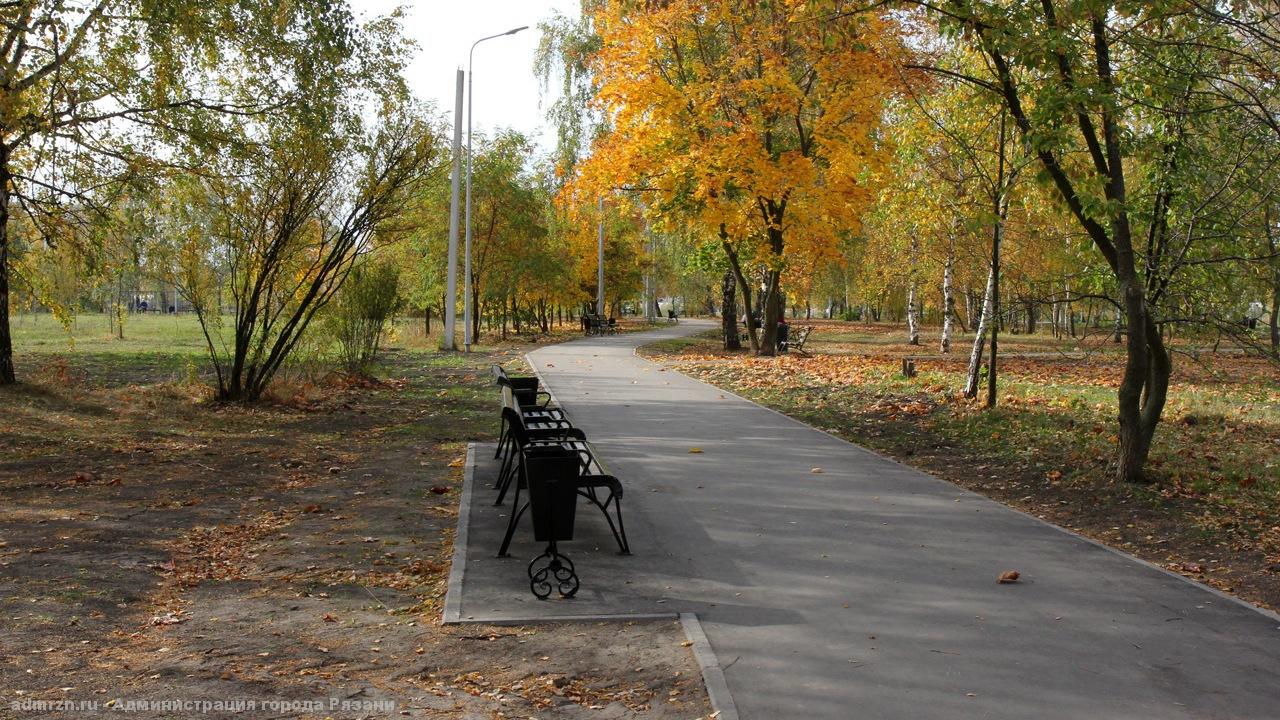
[454,320,1280,719]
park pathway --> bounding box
[456,321,1280,719]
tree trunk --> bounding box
[987,205,1003,409]
[983,113,1011,408]
[760,268,781,356]
[965,266,995,398]
[722,270,740,350]
[1115,279,1170,484]
[1267,205,1278,354]
[757,211,786,357]
[472,294,484,340]
[907,233,921,345]
[940,232,955,353]
[0,145,14,385]
[720,226,759,354]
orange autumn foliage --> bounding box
[561,0,905,296]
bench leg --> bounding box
[494,416,508,459]
[528,542,578,599]
[498,489,527,557]
[610,495,630,555]
[577,489,630,555]
[494,452,518,503]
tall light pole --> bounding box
[443,68,464,351]
[465,25,528,352]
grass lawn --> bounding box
[1,311,711,718]
[642,320,1280,611]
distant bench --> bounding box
[738,323,815,355]
[782,325,813,355]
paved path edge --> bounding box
[440,443,476,625]
[680,613,741,720]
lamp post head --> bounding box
[506,26,529,35]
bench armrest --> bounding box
[579,473,622,497]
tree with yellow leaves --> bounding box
[563,0,902,354]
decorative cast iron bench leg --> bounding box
[529,541,578,599]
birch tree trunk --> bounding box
[1066,282,1076,338]
[964,266,996,398]
[907,234,921,345]
[1267,206,1278,354]
[940,232,955,353]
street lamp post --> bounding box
[465,25,527,352]
[442,68,463,352]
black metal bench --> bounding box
[487,371,631,599]
[583,314,616,336]
[494,409,629,584]
[783,325,814,355]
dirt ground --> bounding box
[0,344,711,719]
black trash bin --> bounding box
[522,447,583,598]
[524,448,580,543]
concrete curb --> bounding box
[440,443,475,625]
[446,612,679,626]
[634,336,1280,626]
[681,613,740,720]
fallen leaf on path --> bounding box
[149,612,185,626]
[688,448,704,454]
[997,570,1021,584]
[811,467,824,474]
[430,485,450,495]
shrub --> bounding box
[330,259,402,374]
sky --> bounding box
[355,0,582,154]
